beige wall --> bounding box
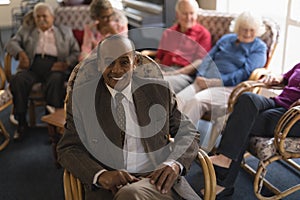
[0,0,58,27]
[198,0,216,10]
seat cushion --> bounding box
[249,136,300,161]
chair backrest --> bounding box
[63,170,83,200]
[197,9,280,70]
[65,51,163,102]
[20,6,92,47]
[54,5,92,47]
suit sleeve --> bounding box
[167,86,200,175]
[5,26,28,59]
[57,90,103,190]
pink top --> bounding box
[79,20,128,61]
[156,23,211,67]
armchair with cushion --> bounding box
[4,5,92,127]
[227,80,300,200]
[147,9,279,153]
[142,9,279,81]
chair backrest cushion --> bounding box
[54,5,92,47]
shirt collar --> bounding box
[106,82,133,103]
[38,26,55,33]
[176,23,195,33]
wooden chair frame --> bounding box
[4,52,46,127]
[63,148,216,200]
[228,80,300,200]
[0,64,12,151]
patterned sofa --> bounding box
[54,5,92,47]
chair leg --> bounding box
[0,120,10,151]
[198,148,217,200]
[29,100,36,127]
[242,154,300,200]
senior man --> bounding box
[6,2,80,140]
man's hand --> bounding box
[148,163,180,194]
[97,170,140,194]
[18,51,30,69]
[51,62,68,72]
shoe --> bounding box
[46,105,55,114]
[13,125,28,141]
[10,114,19,125]
[213,164,229,182]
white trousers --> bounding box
[177,84,234,126]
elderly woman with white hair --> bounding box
[177,11,267,199]
[177,11,267,126]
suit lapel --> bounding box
[95,78,124,168]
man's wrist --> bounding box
[93,169,107,188]
[163,160,183,175]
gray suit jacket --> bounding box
[5,24,80,68]
[57,61,201,199]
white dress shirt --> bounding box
[93,82,183,186]
[35,27,58,57]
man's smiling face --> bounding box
[98,37,136,91]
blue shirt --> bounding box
[196,33,267,86]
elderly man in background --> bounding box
[6,2,80,140]
[155,0,211,93]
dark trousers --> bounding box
[10,55,65,116]
[216,92,300,187]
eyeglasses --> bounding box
[98,13,115,21]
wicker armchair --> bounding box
[0,65,12,151]
[228,80,300,200]
[62,51,216,200]
[63,149,216,200]
[4,5,92,127]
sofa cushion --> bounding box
[249,136,300,161]
[54,5,92,47]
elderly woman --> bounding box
[209,63,300,199]
[177,11,267,126]
[79,0,128,61]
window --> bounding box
[216,0,298,74]
[0,0,10,5]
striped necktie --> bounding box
[115,92,126,147]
